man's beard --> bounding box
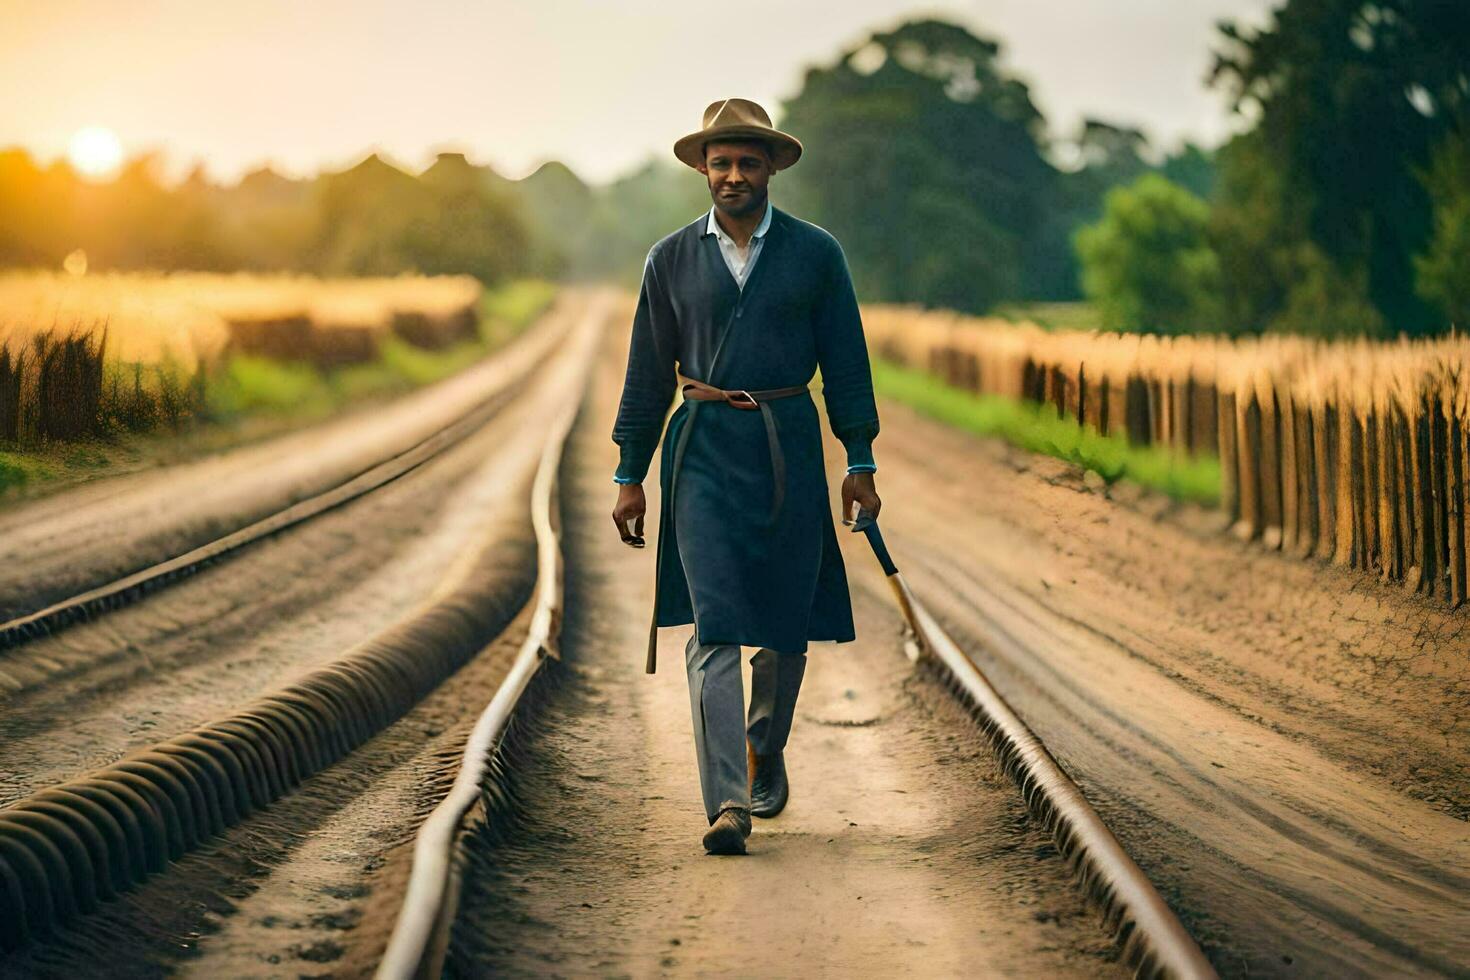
[712,185,766,218]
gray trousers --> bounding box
[684,631,807,824]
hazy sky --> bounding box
[1,0,1276,186]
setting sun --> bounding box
[67,125,123,178]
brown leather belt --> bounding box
[679,378,808,525]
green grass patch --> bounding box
[992,301,1105,333]
[206,355,337,420]
[478,278,557,348]
[871,358,1221,505]
[0,451,54,493]
[205,279,557,422]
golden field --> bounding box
[0,270,484,368]
[0,271,539,459]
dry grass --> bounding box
[864,304,1470,607]
[0,271,483,369]
[0,271,485,450]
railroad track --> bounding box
[0,306,580,708]
[0,294,578,651]
[371,562,1215,979]
[0,293,604,967]
[0,288,1215,978]
[371,309,1215,979]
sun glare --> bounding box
[68,126,124,179]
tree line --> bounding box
[777,6,1466,337]
[1,0,1464,337]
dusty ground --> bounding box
[851,389,1470,975]
[0,295,606,979]
[448,312,1123,979]
[0,301,592,803]
[4,294,1465,977]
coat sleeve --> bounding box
[611,248,679,484]
[814,239,880,472]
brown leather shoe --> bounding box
[748,742,789,818]
[702,806,752,855]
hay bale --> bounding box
[226,315,317,361]
[391,307,476,350]
[309,324,382,369]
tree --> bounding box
[311,153,531,282]
[1159,142,1216,201]
[1074,174,1224,334]
[777,18,1059,313]
[1210,0,1470,335]
[1041,119,1160,300]
[1414,132,1470,327]
[576,160,710,282]
[416,152,532,282]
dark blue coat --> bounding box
[611,204,880,670]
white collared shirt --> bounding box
[704,198,772,290]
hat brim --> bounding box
[673,125,802,171]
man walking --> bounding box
[610,98,882,855]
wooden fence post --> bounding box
[1300,400,1320,557]
[1259,386,1285,549]
[1334,397,1358,568]
[1126,375,1150,446]
[1411,401,1435,593]
[1171,378,1192,454]
[1077,363,1089,428]
[1218,389,1238,522]
[1192,380,1219,456]
[1238,391,1263,540]
[1429,395,1451,598]
[1446,405,1466,607]
[1377,406,1400,581]
[1362,406,1381,574]
[1280,388,1300,553]
[1148,377,1165,445]
[1316,402,1338,561]
[961,352,980,392]
[1392,404,1414,587]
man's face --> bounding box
[698,140,773,217]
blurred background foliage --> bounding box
[1,0,1466,337]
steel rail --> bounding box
[883,566,1217,980]
[374,341,582,980]
[0,308,573,654]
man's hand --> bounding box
[841,472,881,526]
[612,482,647,547]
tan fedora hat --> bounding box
[673,98,803,171]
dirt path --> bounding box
[448,307,1122,978]
[856,394,1470,976]
[7,294,1462,977]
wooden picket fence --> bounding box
[863,305,1470,608]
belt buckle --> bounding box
[727,389,759,410]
